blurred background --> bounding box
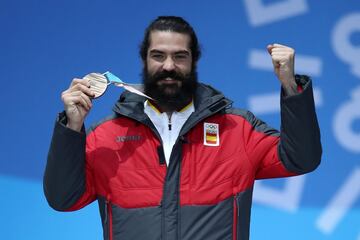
[0,0,359,239]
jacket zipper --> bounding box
[167,113,172,131]
[105,200,113,240]
[160,199,165,240]
[233,195,239,240]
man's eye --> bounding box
[174,54,189,61]
[151,54,165,61]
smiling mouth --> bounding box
[158,78,179,84]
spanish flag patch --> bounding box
[204,122,220,146]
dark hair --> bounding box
[140,16,201,63]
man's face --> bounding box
[143,31,197,110]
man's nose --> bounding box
[162,57,176,71]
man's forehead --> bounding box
[148,31,191,52]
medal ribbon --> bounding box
[103,71,154,100]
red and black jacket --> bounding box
[44,75,322,240]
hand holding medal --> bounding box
[62,71,151,132]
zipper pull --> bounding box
[167,113,172,131]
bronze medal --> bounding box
[83,73,108,98]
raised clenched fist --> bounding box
[267,43,297,95]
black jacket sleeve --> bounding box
[248,75,322,179]
[278,75,322,174]
[43,112,90,211]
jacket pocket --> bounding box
[233,189,253,240]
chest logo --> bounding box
[204,122,220,146]
[116,135,142,142]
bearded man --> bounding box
[44,16,322,240]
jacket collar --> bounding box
[112,82,233,134]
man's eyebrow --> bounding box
[149,49,164,54]
[174,50,190,55]
[149,49,190,55]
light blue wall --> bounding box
[0,0,359,239]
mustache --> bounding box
[151,70,187,82]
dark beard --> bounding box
[142,66,198,112]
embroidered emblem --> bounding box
[204,122,220,146]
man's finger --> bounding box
[271,55,290,64]
[272,43,289,48]
[72,83,95,98]
[271,53,293,58]
[66,94,91,111]
[72,91,93,109]
[69,78,91,89]
[80,92,93,110]
[270,48,293,53]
